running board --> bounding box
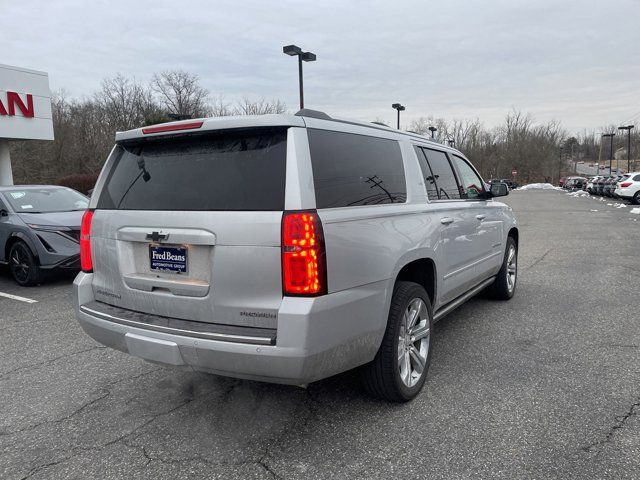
[433,277,495,322]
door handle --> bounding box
[440,217,454,225]
[475,214,486,221]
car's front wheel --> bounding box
[9,241,41,286]
[361,281,433,402]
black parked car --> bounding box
[500,179,518,189]
[489,178,518,190]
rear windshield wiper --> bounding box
[117,154,151,208]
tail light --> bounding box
[80,210,94,273]
[281,211,327,296]
[621,182,632,188]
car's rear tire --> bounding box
[9,241,41,286]
[486,237,517,300]
[361,281,433,402]
[633,192,640,205]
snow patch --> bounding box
[630,208,640,215]
[516,183,563,191]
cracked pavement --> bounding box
[1,190,639,479]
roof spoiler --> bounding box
[295,109,332,120]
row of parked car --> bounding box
[560,173,640,203]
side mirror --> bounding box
[490,182,509,198]
[0,209,8,217]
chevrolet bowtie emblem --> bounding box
[146,231,168,242]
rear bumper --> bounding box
[614,188,634,199]
[74,272,388,385]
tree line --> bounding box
[9,69,638,189]
[9,70,285,188]
[407,114,639,184]
[407,112,566,183]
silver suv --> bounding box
[74,110,518,402]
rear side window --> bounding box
[451,155,486,199]
[97,129,287,211]
[414,147,439,200]
[634,175,640,181]
[308,129,406,208]
[420,148,461,200]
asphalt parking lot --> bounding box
[1,189,639,480]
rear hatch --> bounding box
[89,127,288,329]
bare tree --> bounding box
[233,97,286,116]
[408,116,449,142]
[209,96,233,117]
[151,70,210,118]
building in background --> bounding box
[0,64,54,185]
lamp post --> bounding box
[428,126,437,139]
[602,133,615,175]
[391,103,405,129]
[283,45,316,110]
[618,125,634,172]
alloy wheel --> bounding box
[10,244,31,284]
[506,245,517,292]
[397,298,430,388]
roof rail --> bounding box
[295,109,332,120]
[293,109,452,149]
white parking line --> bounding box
[0,291,38,304]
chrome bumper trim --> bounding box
[80,302,276,346]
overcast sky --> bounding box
[4,0,640,133]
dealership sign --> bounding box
[0,64,54,140]
[0,91,34,117]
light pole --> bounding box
[283,45,316,110]
[602,133,615,175]
[392,103,405,129]
[428,126,437,139]
[618,125,634,172]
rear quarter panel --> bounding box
[312,136,443,346]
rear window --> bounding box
[97,129,287,211]
[308,129,406,208]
